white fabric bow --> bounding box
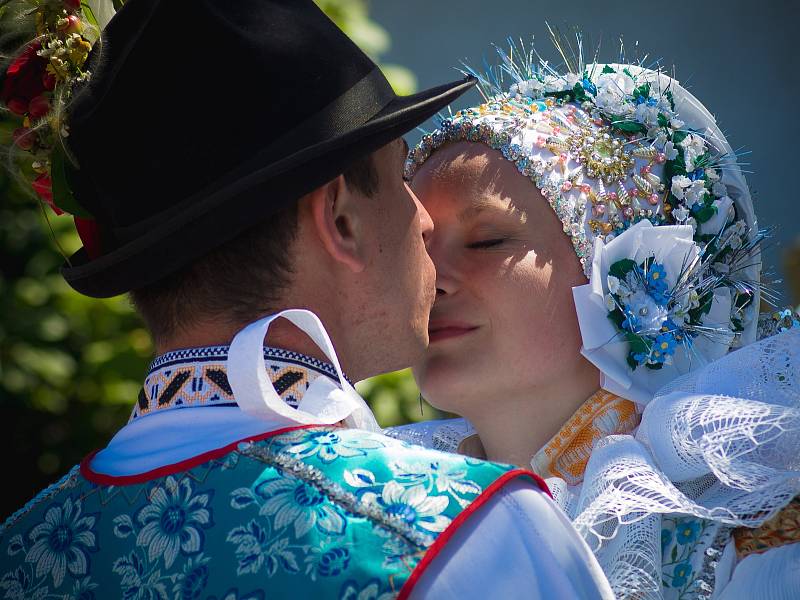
[227,309,381,432]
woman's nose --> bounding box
[427,238,460,297]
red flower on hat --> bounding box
[74,217,101,259]
[1,42,49,116]
[31,173,64,215]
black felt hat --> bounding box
[60,0,475,298]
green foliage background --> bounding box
[0,0,440,519]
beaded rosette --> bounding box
[405,52,766,403]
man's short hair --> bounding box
[131,152,379,344]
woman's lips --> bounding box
[428,321,478,343]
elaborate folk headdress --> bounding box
[405,36,787,403]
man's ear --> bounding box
[306,174,367,273]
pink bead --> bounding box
[559,152,568,162]
[593,203,606,216]
[536,137,546,147]
[561,181,573,192]
[622,207,634,218]
[640,165,651,175]
[608,192,618,201]
[553,126,561,134]
[567,114,575,122]
[648,193,660,205]
[656,153,667,164]
[580,183,592,194]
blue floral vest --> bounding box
[0,425,543,599]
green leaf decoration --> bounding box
[633,82,651,101]
[665,148,687,178]
[609,258,638,280]
[693,151,712,170]
[602,65,616,74]
[626,354,639,370]
[688,291,715,324]
[607,308,626,329]
[731,318,744,332]
[646,361,664,370]
[80,1,99,27]
[734,291,754,311]
[692,203,717,224]
[544,90,573,101]
[572,82,590,103]
[623,67,634,79]
[671,130,689,145]
[610,120,647,134]
[657,113,670,128]
[50,146,91,218]
[665,90,675,111]
[625,331,650,355]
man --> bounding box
[0,0,613,597]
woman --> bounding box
[390,47,800,599]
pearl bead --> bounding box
[561,181,573,192]
[648,193,660,205]
[656,153,667,164]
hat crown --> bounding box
[68,0,385,230]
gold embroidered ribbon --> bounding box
[531,389,640,485]
[734,496,800,559]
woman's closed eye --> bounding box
[466,238,506,249]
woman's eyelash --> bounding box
[467,238,505,249]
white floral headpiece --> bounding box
[405,47,764,404]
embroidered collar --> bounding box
[530,389,640,486]
[132,345,340,422]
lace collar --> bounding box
[530,389,640,485]
[131,345,339,422]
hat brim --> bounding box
[61,76,476,298]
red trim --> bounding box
[79,424,320,486]
[397,468,551,600]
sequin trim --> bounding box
[237,438,433,550]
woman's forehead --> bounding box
[415,143,538,214]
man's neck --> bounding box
[157,317,333,367]
[464,365,600,468]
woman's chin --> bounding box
[415,355,488,414]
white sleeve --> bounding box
[409,479,614,600]
[715,542,800,600]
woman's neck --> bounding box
[465,362,600,468]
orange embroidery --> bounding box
[733,495,800,558]
[531,389,640,485]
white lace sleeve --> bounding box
[383,418,475,453]
[567,327,800,599]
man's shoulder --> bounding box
[0,425,548,599]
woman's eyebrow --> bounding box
[457,198,504,223]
